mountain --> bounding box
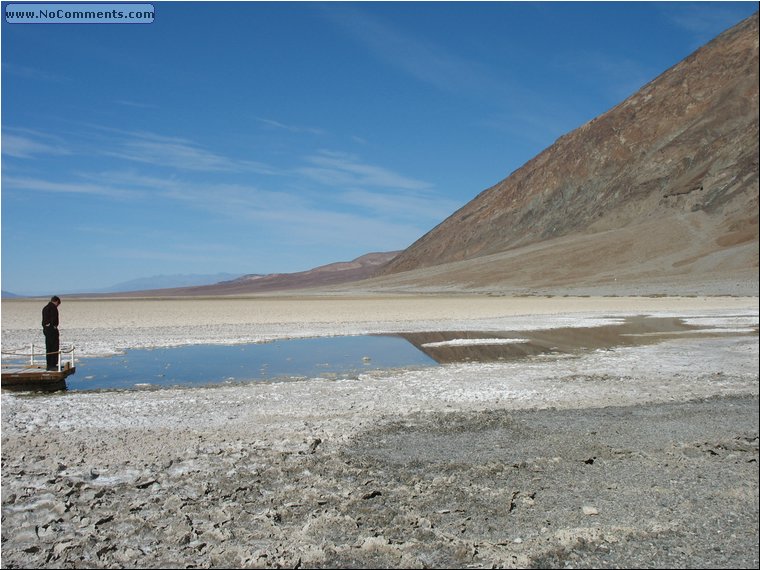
[110,252,400,296]
[97,273,243,293]
[1,290,25,299]
[375,13,758,296]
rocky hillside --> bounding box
[379,13,758,294]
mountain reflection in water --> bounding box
[57,315,755,392]
[397,316,757,364]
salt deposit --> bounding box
[1,295,758,568]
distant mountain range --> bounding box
[96,273,243,293]
[1,290,25,299]
[1,274,241,298]
[101,252,400,296]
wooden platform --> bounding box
[1,363,76,392]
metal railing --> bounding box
[1,344,76,372]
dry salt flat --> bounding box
[1,295,757,357]
[1,295,758,568]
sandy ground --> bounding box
[1,295,759,568]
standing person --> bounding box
[41,296,61,371]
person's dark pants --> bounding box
[44,327,59,370]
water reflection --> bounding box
[39,315,758,392]
[69,335,436,392]
[397,316,757,364]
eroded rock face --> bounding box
[383,14,759,283]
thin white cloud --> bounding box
[76,169,183,192]
[100,174,438,250]
[2,176,140,198]
[322,7,513,100]
[556,50,655,103]
[662,4,754,45]
[240,204,427,251]
[339,188,460,222]
[2,128,71,158]
[2,119,446,257]
[2,63,69,83]
[94,129,277,174]
[102,131,239,172]
[300,150,433,191]
[72,150,439,220]
[254,117,326,135]
[164,182,309,217]
[107,247,223,264]
[477,109,575,149]
[115,99,158,109]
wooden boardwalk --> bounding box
[1,363,76,391]
[2,345,77,392]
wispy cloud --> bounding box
[300,150,432,192]
[102,131,245,172]
[340,188,460,222]
[107,246,228,264]
[2,175,141,198]
[89,170,438,250]
[122,155,443,231]
[554,50,655,103]
[321,7,570,148]
[75,169,183,192]
[254,117,326,135]
[477,109,576,149]
[88,128,277,174]
[2,128,71,158]
[322,7,512,100]
[3,119,446,256]
[163,181,309,216]
[661,4,754,46]
[235,203,427,251]
[95,174,430,251]
[2,63,69,83]
[115,99,158,109]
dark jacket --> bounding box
[42,302,59,328]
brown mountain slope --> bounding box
[380,13,758,294]
[197,251,399,295]
[108,252,399,296]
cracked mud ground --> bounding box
[2,395,757,569]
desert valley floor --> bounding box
[1,295,758,568]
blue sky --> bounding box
[2,1,757,295]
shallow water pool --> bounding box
[67,335,437,391]
[9,314,754,393]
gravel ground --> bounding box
[1,296,758,568]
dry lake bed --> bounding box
[1,295,758,568]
